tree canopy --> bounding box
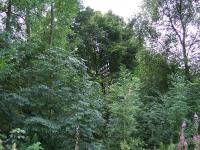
[0,0,200,149]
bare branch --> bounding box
[164,1,183,45]
[188,33,199,50]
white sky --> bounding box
[83,0,143,20]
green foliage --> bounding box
[0,26,105,149]
[157,142,176,150]
[167,142,176,150]
[71,8,142,78]
[9,128,26,143]
[120,140,131,150]
[0,128,44,150]
[136,49,173,97]
[0,0,200,149]
[104,68,144,149]
[26,142,44,150]
[2,51,103,148]
[137,73,200,148]
[0,140,4,150]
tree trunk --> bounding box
[182,45,190,81]
[180,7,190,81]
[49,2,54,46]
[25,9,30,38]
[6,0,12,33]
[180,0,190,80]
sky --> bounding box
[83,0,143,20]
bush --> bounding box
[26,142,44,150]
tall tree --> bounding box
[105,68,143,150]
[143,0,200,80]
[71,8,141,78]
[0,1,106,149]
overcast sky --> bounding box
[83,0,143,20]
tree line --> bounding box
[0,0,200,149]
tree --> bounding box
[137,73,200,148]
[0,1,106,149]
[0,0,79,48]
[143,0,200,80]
[71,8,141,78]
[47,0,79,47]
[136,49,175,101]
[0,36,105,149]
[105,68,143,150]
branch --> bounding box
[188,33,198,50]
[164,1,183,45]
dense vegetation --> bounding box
[0,0,200,149]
